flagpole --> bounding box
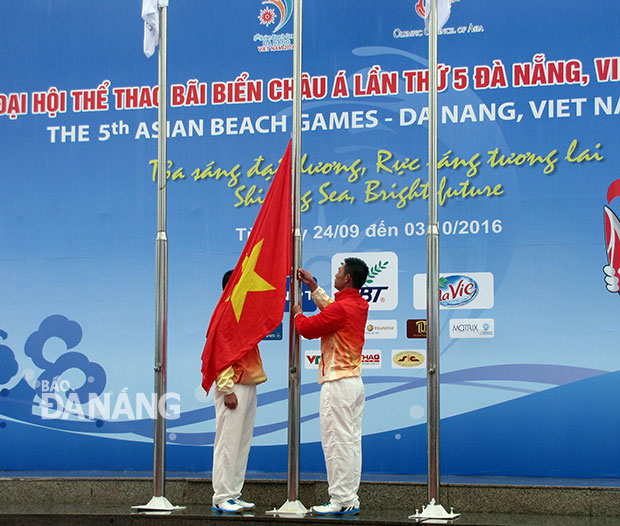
[153,0,169,501]
[288,0,304,503]
[410,0,458,520]
[267,0,308,516]
[134,1,183,512]
[426,0,440,506]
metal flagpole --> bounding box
[288,0,304,503]
[134,1,184,512]
[267,0,308,516]
[410,0,458,520]
[426,0,441,506]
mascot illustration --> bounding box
[604,179,620,294]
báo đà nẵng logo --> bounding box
[254,0,293,53]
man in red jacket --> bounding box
[291,257,369,516]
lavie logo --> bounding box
[439,275,478,307]
[413,272,494,310]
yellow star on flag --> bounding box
[226,239,276,322]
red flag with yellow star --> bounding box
[201,140,292,394]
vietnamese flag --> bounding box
[201,140,292,394]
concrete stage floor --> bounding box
[0,472,618,525]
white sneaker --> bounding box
[212,499,243,513]
[312,501,360,515]
[233,497,255,510]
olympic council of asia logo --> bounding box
[393,0,485,40]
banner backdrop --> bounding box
[2,0,620,479]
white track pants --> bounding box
[319,376,365,508]
[212,383,257,505]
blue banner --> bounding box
[1,0,620,479]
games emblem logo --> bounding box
[254,0,293,52]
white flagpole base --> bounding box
[132,496,186,513]
[409,498,459,523]
[266,499,310,517]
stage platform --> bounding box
[0,473,619,525]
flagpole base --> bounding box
[266,499,310,517]
[409,499,459,523]
[132,496,186,514]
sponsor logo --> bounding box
[304,350,320,369]
[304,350,382,369]
[263,323,282,340]
[333,251,398,311]
[449,318,494,338]
[362,350,382,369]
[365,320,397,339]
[439,275,478,307]
[406,319,427,339]
[285,276,318,313]
[392,349,425,369]
[413,272,494,310]
[254,0,293,53]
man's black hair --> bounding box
[222,269,234,290]
[343,257,369,289]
